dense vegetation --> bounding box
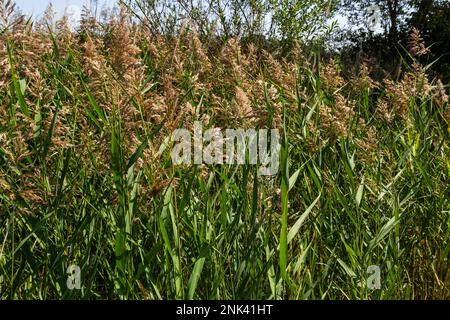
[0,0,448,299]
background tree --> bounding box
[338,0,450,80]
[410,0,450,80]
[121,0,337,45]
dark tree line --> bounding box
[340,0,450,80]
[117,0,449,78]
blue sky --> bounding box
[14,0,117,22]
[12,1,381,34]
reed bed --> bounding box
[0,2,448,299]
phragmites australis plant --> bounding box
[0,1,448,300]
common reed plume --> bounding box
[376,99,393,124]
[220,38,244,79]
[381,61,432,122]
[350,61,379,93]
[320,59,345,92]
[319,93,355,140]
[187,31,212,76]
[262,50,297,96]
[0,35,8,92]
[408,27,430,57]
[12,20,52,102]
[109,7,142,82]
[79,6,101,37]
[0,0,19,29]
[355,119,379,164]
[232,85,257,128]
[314,60,356,140]
[82,35,108,92]
[103,7,150,171]
[434,79,448,108]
